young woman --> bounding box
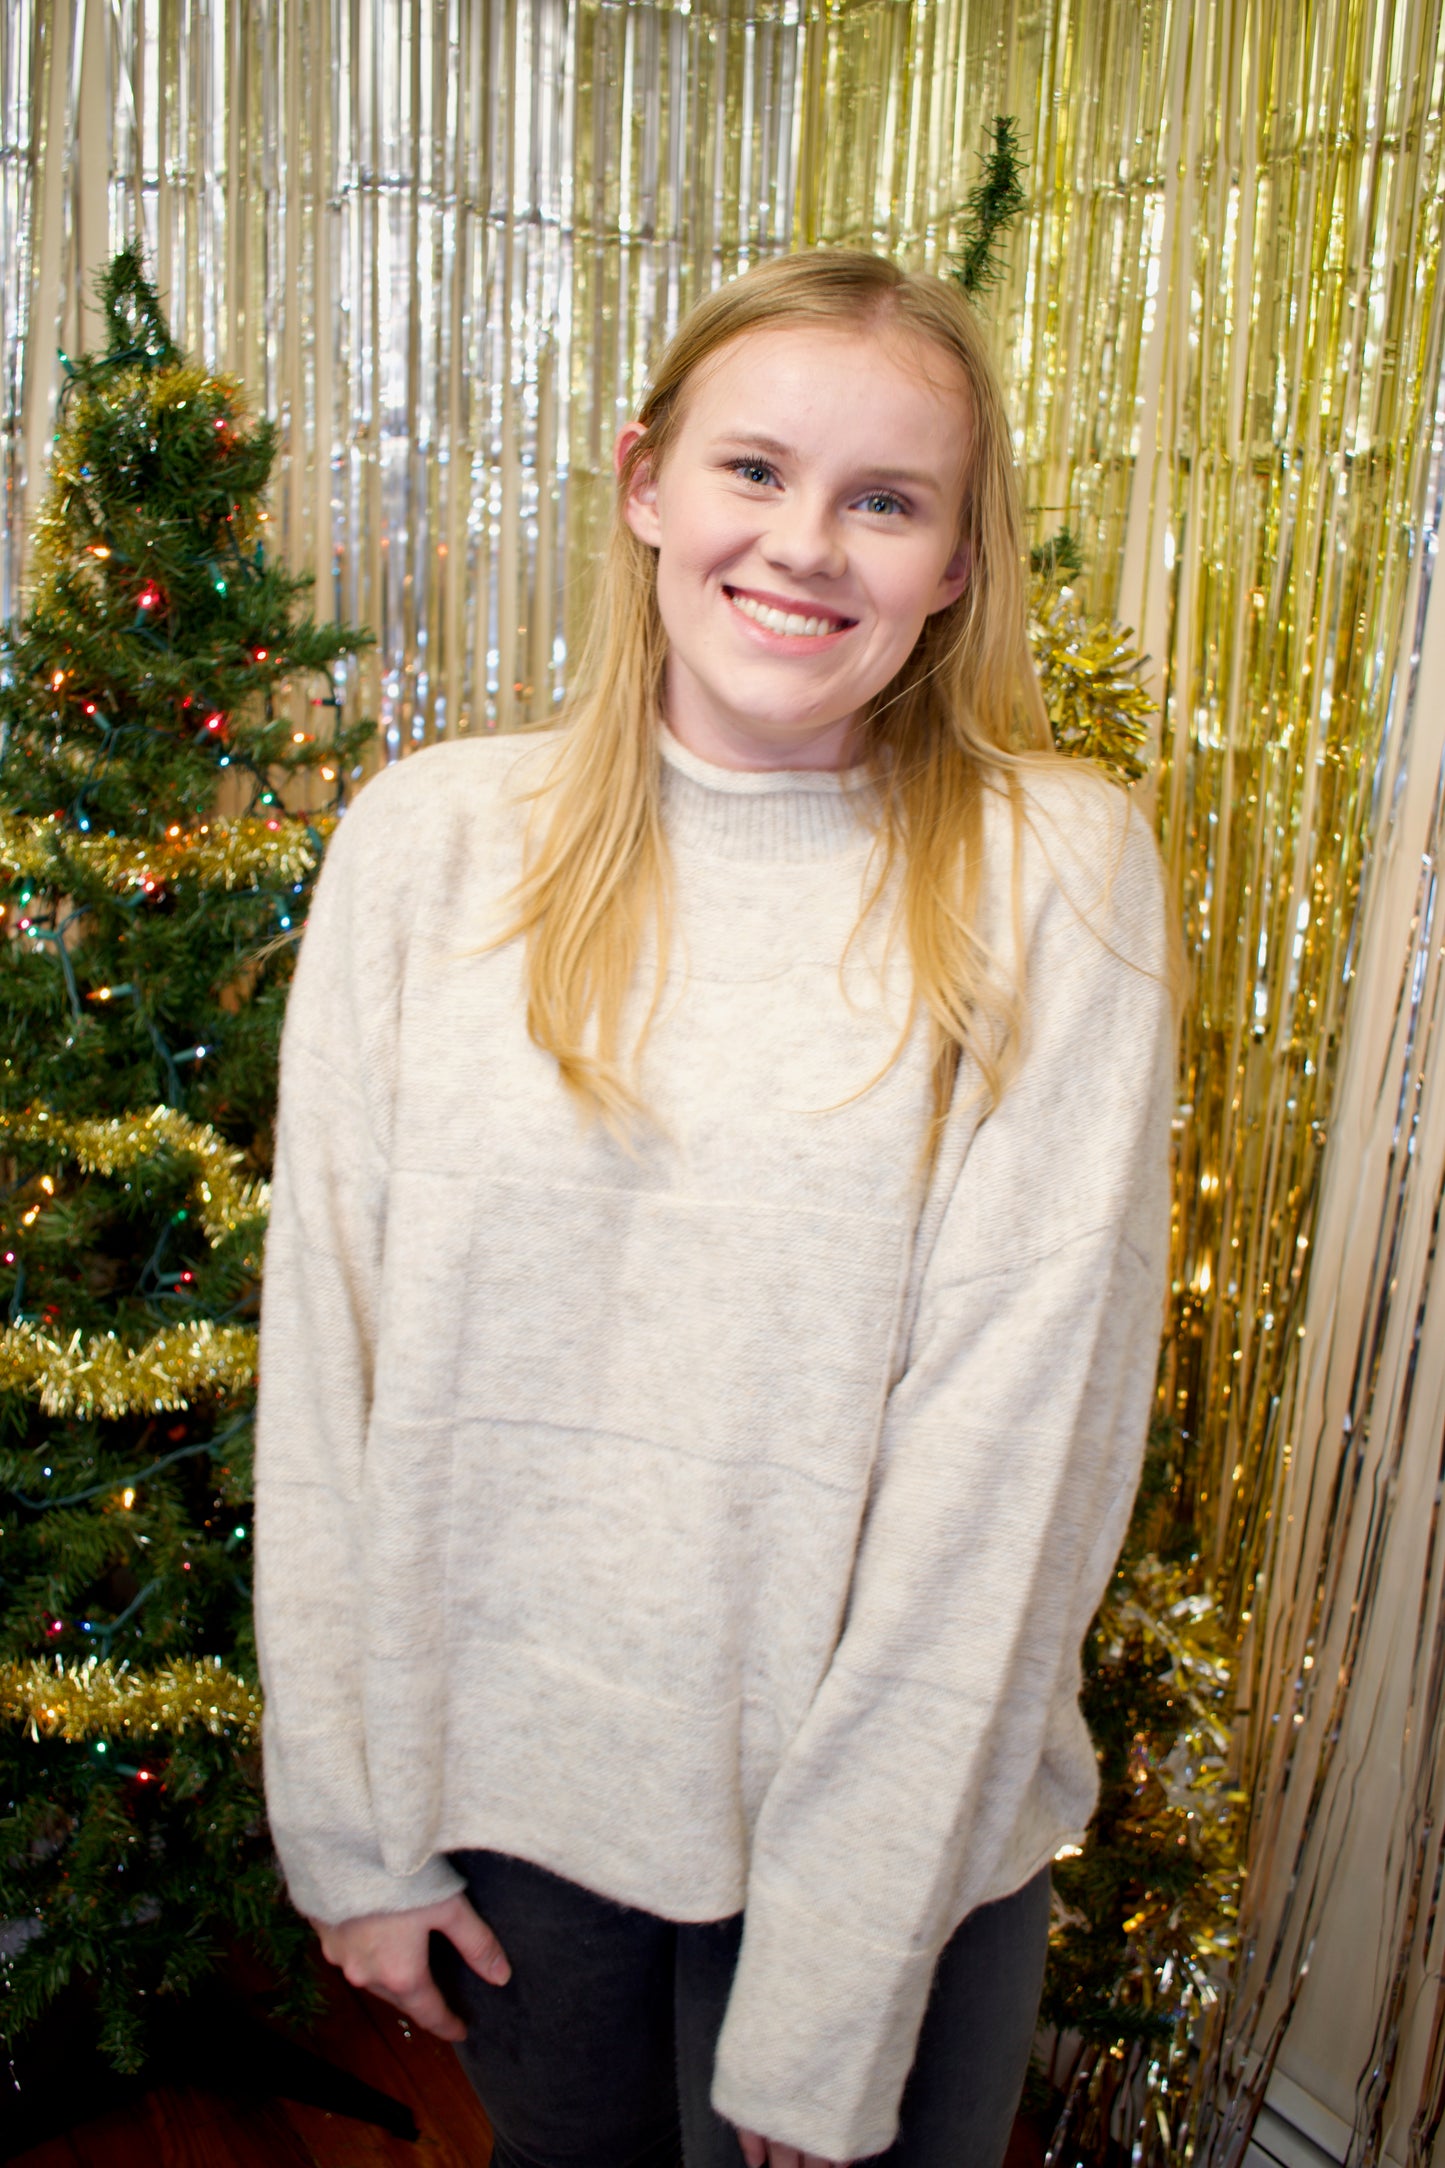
[254,248,1176,2168]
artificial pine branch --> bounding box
[1030,528,1085,584]
[80,244,181,381]
[950,115,1028,298]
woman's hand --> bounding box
[735,2126,852,2168]
[310,1892,511,2043]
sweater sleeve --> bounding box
[253,766,464,1924]
[709,786,1177,2161]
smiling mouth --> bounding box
[723,587,857,638]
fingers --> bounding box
[336,1940,466,2043]
[307,1901,507,2045]
[439,1892,512,1985]
[374,1968,469,2043]
[734,2132,851,2168]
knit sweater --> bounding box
[253,723,1175,2162]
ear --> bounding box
[615,421,662,547]
[929,539,971,615]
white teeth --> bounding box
[727,591,846,638]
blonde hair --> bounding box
[502,247,1090,1149]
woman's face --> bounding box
[616,318,974,773]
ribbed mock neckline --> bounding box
[657,725,877,862]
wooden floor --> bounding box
[6,1965,494,2168]
[7,1962,1048,2168]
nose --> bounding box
[760,491,847,581]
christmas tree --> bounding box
[0,247,374,2072]
[1035,1421,1242,2163]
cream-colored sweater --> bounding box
[254,725,1175,2161]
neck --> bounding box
[661,694,863,775]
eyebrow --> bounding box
[709,431,944,493]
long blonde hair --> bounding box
[503,248,1076,1148]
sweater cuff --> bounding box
[278,1834,464,1927]
[709,1880,937,2162]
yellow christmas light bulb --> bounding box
[121,1487,136,1509]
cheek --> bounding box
[655,539,745,644]
[896,532,965,617]
[654,544,704,632]
[659,486,755,575]
[866,553,943,645]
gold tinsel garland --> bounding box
[0,1317,256,1417]
[0,1654,260,1742]
[0,806,332,893]
[1030,585,1155,783]
[0,1104,268,1247]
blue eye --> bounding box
[727,456,776,486]
[723,457,909,517]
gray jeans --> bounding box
[432,1849,1051,2168]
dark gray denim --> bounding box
[431,1849,1050,2168]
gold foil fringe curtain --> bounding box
[1136,3,1445,2159]
[4,2,1445,2159]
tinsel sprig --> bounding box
[0,1105,269,1246]
[0,1318,257,1418]
[1030,584,1155,784]
[1,1653,260,1742]
[0,806,331,893]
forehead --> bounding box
[679,318,973,459]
